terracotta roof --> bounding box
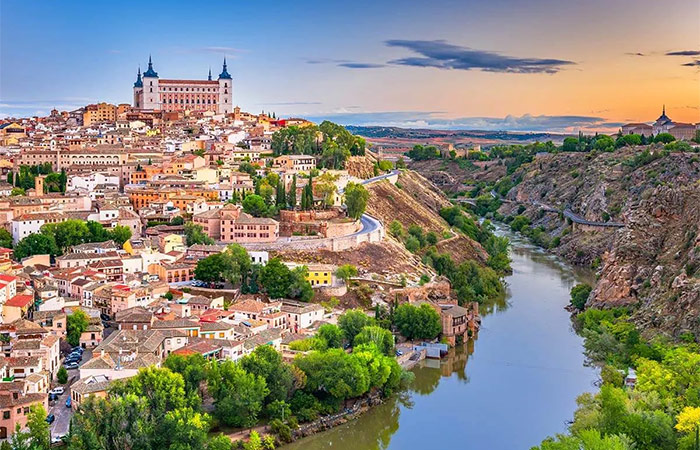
[5,294,34,308]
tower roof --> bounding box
[133,67,143,88]
[143,55,159,78]
[655,104,672,125]
[218,57,232,80]
[208,67,212,81]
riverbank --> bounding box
[284,228,598,449]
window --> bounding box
[2,411,9,420]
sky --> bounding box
[1,0,699,132]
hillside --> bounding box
[410,145,700,337]
[366,170,488,264]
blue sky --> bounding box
[1,0,698,131]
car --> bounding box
[45,414,55,424]
[65,398,71,408]
[51,434,65,444]
[49,387,64,395]
[100,313,111,321]
[395,350,403,357]
[65,357,79,364]
[71,346,84,353]
[64,361,79,370]
[48,393,57,402]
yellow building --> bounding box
[83,103,117,126]
[159,234,185,253]
[0,122,26,146]
[305,264,334,287]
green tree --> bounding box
[389,220,405,239]
[14,233,60,261]
[241,345,295,405]
[393,303,442,340]
[108,225,132,246]
[336,264,358,283]
[243,194,268,217]
[353,326,394,355]
[10,187,24,196]
[162,407,210,450]
[317,324,344,349]
[276,178,287,208]
[287,175,297,208]
[259,258,293,299]
[163,353,208,396]
[287,266,314,302]
[294,349,370,401]
[23,404,50,450]
[338,309,375,343]
[184,222,215,246]
[194,253,228,284]
[41,219,91,252]
[0,229,12,249]
[207,360,268,428]
[344,182,369,220]
[57,366,68,384]
[67,309,90,347]
[654,132,675,144]
[570,283,593,310]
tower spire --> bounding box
[208,67,212,81]
[143,54,158,78]
[218,56,232,79]
[663,104,665,115]
[133,66,143,88]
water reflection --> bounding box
[284,228,597,450]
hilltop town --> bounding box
[0,58,496,447]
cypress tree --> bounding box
[287,175,297,209]
[276,179,286,208]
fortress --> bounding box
[132,56,233,115]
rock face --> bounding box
[345,155,376,178]
[590,186,700,337]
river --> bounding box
[285,229,598,450]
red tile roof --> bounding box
[5,294,33,308]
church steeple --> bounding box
[133,67,143,88]
[143,55,159,78]
[218,57,232,80]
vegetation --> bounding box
[67,309,90,347]
[194,244,252,286]
[57,366,68,384]
[393,303,442,341]
[335,264,358,283]
[259,258,313,302]
[344,182,369,220]
[10,404,50,450]
[534,308,700,450]
[570,283,592,310]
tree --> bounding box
[338,309,375,343]
[67,309,90,347]
[294,349,370,402]
[57,366,68,384]
[244,431,263,450]
[114,366,188,419]
[301,176,314,211]
[259,258,293,299]
[353,326,394,355]
[184,222,214,246]
[241,345,294,408]
[335,264,358,283]
[163,353,208,396]
[344,182,369,220]
[207,361,268,428]
[393,303,442,340]
[287,266,314,302]
[243,194,268,217]
[287,175,297,208]
[195,253,228,284]
[10,187,24,196]
[654,132,675,144]
[22,404,50,450]
[41,219,91,252]
[389,220,404,238]
[276,178,286,208]
[0,229,12,249]
[108,225,132,246]
[317,324,344,349]
[162,407,210,450]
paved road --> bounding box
[49,349,93,439]
[351,214,380,237]
[563,208,624,228]
[338,170,399,194]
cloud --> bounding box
[666,50,700,56]
[305,111,619,133]
[384,40,575,74]
[625,52,645,57]
[306,58,384,69]
[681,59,700,67]
[337,62,385,69]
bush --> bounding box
[270,419,292,443]
[570,283,593,310]
[57,366,68,384]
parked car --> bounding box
[48,393,57,402]
[71,346,84,353]
[51,434,65,444]
[64,361,79,370]
[46,414,55,424]
[65,398,71,408]
[100,313,110,321]
[49,387,64,395]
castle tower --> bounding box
[133,67,143,108]
[217,58,233,115]
[141,55,160,110]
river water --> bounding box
[286,230,598,450]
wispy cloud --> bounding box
[306,58,384,69]
[682,60,700,67]
[189,46,246,56]
[305,111,618,132]
[384,40,575,74]
[666,50,700,56]
[625,52,645,57]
